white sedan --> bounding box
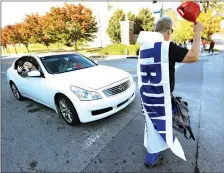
[7,52,136,125]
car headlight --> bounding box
[70,86,102,101]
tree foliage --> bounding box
[106,9,125,43]
[172,20,194,43]
[127,11,142,35]
[172,1,223,42]
[199,1,224,14]
[137,8,155,32]
[198,10,223,40]
[1,3,98,51]
[107,8,155,43]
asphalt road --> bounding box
[1,53,224,172]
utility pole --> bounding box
[160,1,164,17]
[153,1,164,18]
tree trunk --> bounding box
[24,43,29,53]
[6,46,10,54]
[74,42,77,51]
[44,42,49,52]
[58,43,60,50]
[14,45,17,54]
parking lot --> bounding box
[1,54,224,172]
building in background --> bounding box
[82,2,181,48]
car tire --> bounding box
[10,82,25,101]
[56,95,80,126]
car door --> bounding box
[13,57,31,97]
[23,56,50,105]
[26,75,49,105]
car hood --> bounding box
[52,65,129,90]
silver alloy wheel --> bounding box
[11,84,20,99]
[59,98,73,123]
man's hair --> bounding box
[155,16,173,33]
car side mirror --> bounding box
[28,70,41,77]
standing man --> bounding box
[202,38,207,52]
[139,16,204,167]
[208,40,215,54]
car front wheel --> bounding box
[10,82,24,101]
[56,95,80,126]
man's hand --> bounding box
[182,22,204,63]
[17,66,23,73]
[193,21,204,33]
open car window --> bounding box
[40,53,96,74]
[15,56,43,77]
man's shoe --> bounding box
[144,155,164,168]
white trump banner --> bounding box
[137,31,186,161]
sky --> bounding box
[1,1,181,47]
[2,1,181,27]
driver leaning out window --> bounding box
[17,61,37,77]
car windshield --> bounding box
[40,54,96,74]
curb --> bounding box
[200,52,221,57]
[89,55,138,60]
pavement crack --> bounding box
[27,107,45,113]
[82,108,141,172]
[194,63,204,173]
[2,136,14,141]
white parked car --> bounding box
[7,52,136,125]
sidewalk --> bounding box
[83,53,224,172]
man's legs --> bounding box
[212,47,214,53]
[203,45,206,52]
[145,152,161,167]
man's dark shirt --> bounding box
[169,42,188,93]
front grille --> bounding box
[103,80,131,97]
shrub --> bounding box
[127,44,140,55]
[100,44,126,55]
[100,43,140,55]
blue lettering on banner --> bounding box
[140,85,164,94]
[140,64,162,84]
[139,42,167,142]
[140,93,164,105]
[144,105,165,117]
[140,42,162,63]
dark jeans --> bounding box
[208,47,214,53]
[145,152,160,165]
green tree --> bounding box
[198,10,223,40]
[44,3,98,50]
[14,22,32,52]
[106,9,125,43]
[136,8,155,32]
[172,20,194,43]
[41,7,64,49]
[24,13,56,51]
[199,1,224,14]
[127,11,142,35]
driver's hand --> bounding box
[17,66,23,73]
